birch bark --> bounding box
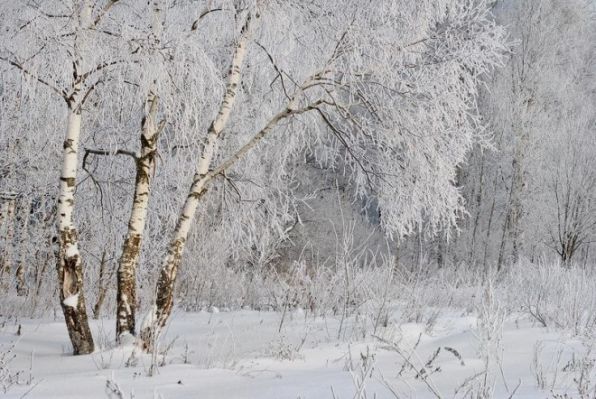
[54,1,95,355]
[116,1,165,340]
[116,90,163,339]
[140,13,257,346]
[141,93,320,347]
[56,106,95,355]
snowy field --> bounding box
[2,305,593,399]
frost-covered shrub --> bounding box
[0,342,19,394]
[506,261,596,336]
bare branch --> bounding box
[83,148,138,170]
[314,108,375,190]
[191,8,223,31]
[92,0,121,28]
[254,41,291,100]
[0,55,67,99]
[80,59,128,81]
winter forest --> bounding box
[0,0,595,397]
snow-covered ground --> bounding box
[1,307,592,398]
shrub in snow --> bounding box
[506,260,596,336]
[0,342,19,394]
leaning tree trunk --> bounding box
[140,13,255,348]
[116,90,163,340]
[138,11,327,349]
[55,106,94,355]
[139,97,313,348]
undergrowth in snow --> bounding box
[1,261,596,398]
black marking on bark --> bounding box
[60,177,76,187]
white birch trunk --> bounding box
[116,90,162,339]
[116,0,165,341]
[54,1,95,354]
[141,92,316,347]
[56,107,94,355]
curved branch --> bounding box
[254,41,291,100]
[93,0,121,28]
[82,148,138,171]
[191,8,223,31]
[0,55,67,100]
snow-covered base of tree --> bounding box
[1,308,595,398]
[1,261,596,398]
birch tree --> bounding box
[115,0,226,340]
[114,1,165,341]
[1,0,511,351]
[140,0,507,347]
[0,0,128,354]
[76,0,221,340]
[140,2,259,346]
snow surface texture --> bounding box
[1,308,593,398]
